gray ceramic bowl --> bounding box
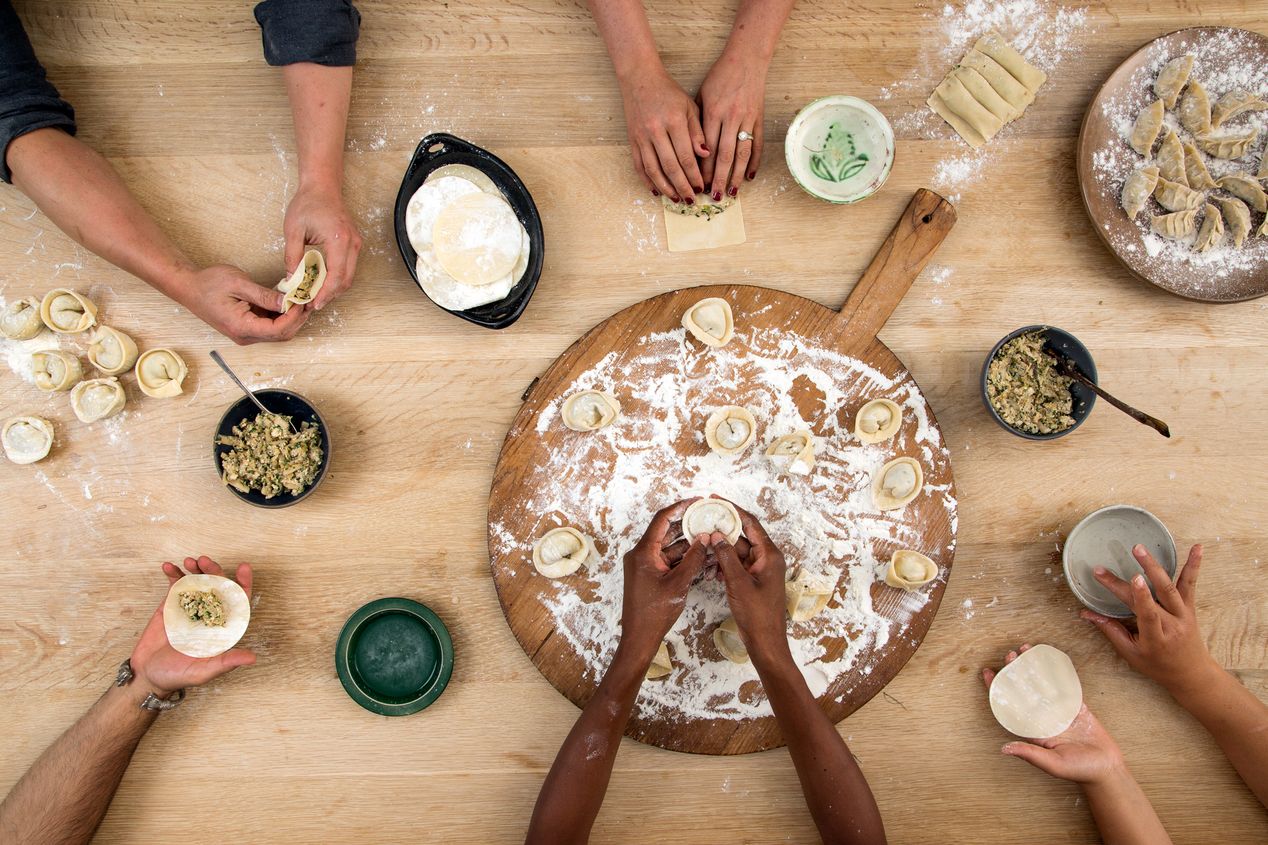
[981,325,1098,440]
[1062,505,1177,618]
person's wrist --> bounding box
[746,626,792,670]
[614,635,660,670]
[296,167,343,198]
[1080,757,1132,789]
[1162,654,1225,703]
[616,55,671,91]
[719,35,775,69]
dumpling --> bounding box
[960,48,1033,111]
[70,377,126,423]
[39,289,97,334]
[1182,142,1217,190]
[1211,89,1268,128]
[277,249,327,313]
[1216,174,1268,213]
[1,296,44,340]
[1214,197,1251,248]
[1260,153,1268,179]
[1193,203,1224,253]
[1155,130,1187,185]
[32,350,83,392]
[681,297,734,347]
[854,398,902,443]
[1128,100,1164,156]
[1196,129,1258,160]
[163,573,251,658]
[2,415,54,464]
[532,526,595,578]
[872,457,924,510]
[1179,80,1212,134]
[681,498,742,544]
[1153,55,1193,109]
[951,66,1019,122]
[134,348,188,398]
[974,31,1047,94]
[884,550,938,590]
[646,642,673,680]
[713,617,749,664]
[785,568,833,621]
[930,74,1004,148]
[1120,166,1159,218]
[1152,177,1203,212]
[1150,208,1198,240]
[704,405,756,455]
[561,390,620,431]
[86,326,139,375]
[765,429,816,475]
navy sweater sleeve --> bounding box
[0,0,76,184]
[254,0,361,67]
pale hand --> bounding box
[283,182,362,310]
[619,68,708,202]
[177,264,308,345]
[697,47,768,198]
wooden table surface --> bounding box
[1,1,1265,842]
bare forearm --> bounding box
[586,0,663,83]
[752,641,886,845]
[282,63,352,194]
[724,0,797,63]
[1168,661,1268,805]
[1082,766,1172,845]
[0,684,155,845]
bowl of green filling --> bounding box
[212,389,330,507]
[981,326,1098,440]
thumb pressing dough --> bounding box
[277,250,327,313]
[989,644,1083,739]
[681,498,742,545]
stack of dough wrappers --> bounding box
[928,31,1048,148]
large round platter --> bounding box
[487,283,958,755]
[1077,27,1268,303]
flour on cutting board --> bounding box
[489,325,958,723]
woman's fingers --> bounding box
[1175,543,1203,606]
[748,122,764,181]
[710,118,739,200]
[700,105,722,187]
[234,563,254,598]
[651,131,697,202]
[1130,575,1164,639]
[687,107,709,160]
[162,562,183,585]
[631,144,657,196]
[1092,567,1135,605]
[638,140,677,201]
[1133,544,1184,616]
[981,667,996,689]
[729,131,754,196]
[1081,610,1138,659]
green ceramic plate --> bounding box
[335,598,454,716]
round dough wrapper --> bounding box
[425,163,501,195]
[704,405,757,455]
[135,348,188,398]
[765,429,816,475]
[785,569,833,621]
[646,641,673,680]
[87,326,139,376]
[32,349,83,392]
[681,498,742,545]
[432,192,524,286]
[713,617,749,664]
[2,416,54,464]
[682,297,735,347]
[415,251,516,312]
[989,644,1083,739]
[872,457,924,510]
[163,574,251,659]
[70,377,126,423]
[1,296,44,340]
[39,289,98,334]
[406,175,482,255]
[277,249,327,313]
[532,526,595,578]
[884,550,938,590]
[561,390,620,431]
[854,398,902,444]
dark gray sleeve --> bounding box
[0,0,76,184]
[254,0,361,67]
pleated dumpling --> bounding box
[785,568,833,622]
[86,326,139,375]
[1152,177,1203,212]
[1214,197,1251,248]
[561,390,620,431]
[32,350,83,392]
[39,289,97,334]
[646,642,673,680]
[1196,129,1257,160]
[532,526,595,578]
[1150,208,1198,240]
[70,377,126,423]
[765,429,816,475]
[704,405,756,455]
[1155,129,1187,185]
[1216,174,1268,213]
[1120,166,1158,219]
[2,415,54,464]
[682,497,742,544]
[1128,100,1164,156]
[1193,203,1225,253]
[1211,89,1268,128]
[884,550,938,590]
[682,297,734,347]
[135,349,188,398]
[277,249,327,313]
[1,296,44,340]
[873,457,924,510]
[1181,142,1217,189]
[713,617,749,664]
[1152,55,1193,109]
[1179,80,1212,135]
[854,398,903,443]
[163,574,251,658]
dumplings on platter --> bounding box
[1120,166,1158,219]
[532,526,596,578]
[1128,100,1164,156]
[1,296,43,340]
[70,377,126,423]
[1179,80,1211,135]
[1193,203,1224,253]
[1182,142,1216,189]
[681,498,742,545]
[1150,208,1198,240]
[561,390,620,432]
[884,550,938,590]
[704,405,756,455]
[1153,55,1193,109]
[928,31,1046,148]
[646,642,673,680]
[86,326,139,376]
[873,457,924,510]
[988,644,1083,739]
[1215,197,1251,248]
[1196,129,1257,160]
[1216,174,1268,213]
[163,574,251,659]
[854,398,902,444]
[765,429,816,475]
[681,297,734,347]
[785,568,833,622]
[1155,129,1186,185]
[32,350,82,392]
[1152,177,1202,212]
[134,348,187,398]
[1211,89,1268,128]
[276,249,326,313]
[2,416,54,464]
[39,289,97,334]
[713,617,749,664]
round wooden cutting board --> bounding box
[488,191,958,754]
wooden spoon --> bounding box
[1044,349,1171,438]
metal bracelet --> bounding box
[115,659,186,712]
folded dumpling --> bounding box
[135,348,188,398]
[704,405,756,455]
[70,377,126,423]
[1150,208,1198,240]
[1214,197,1251,248]
[646,642,673,680]
[873,457,924,510]
[682,297,734,347]
[1128,100,1164,156]
[1153,55,1193,109]
[1120,166,1159,219]
[561,390,620,431]
[713,617,749,664]
[2,415,54,464]
[1211,89,1268,128]
[854,398,902,443]
[765,429,816,475]
[1196,129,1258,160]
[39,289,97,333]
[32,349,83,392]
[1193,203,1225,253]
[1181,142,1217,190]
[785,568,833,621]
[277,250,327,313]
[86,326,139,375]
[1,296,44,340]
[163,573,251,658]
[884,550,938,590]
[1152,177,1203,212]
[681,498,742,544]
[1179,80,1212,135]
[1216,174,1268,213]
[532,526,595,578]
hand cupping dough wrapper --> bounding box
[162,574,251,658]
[277,250,327,313]
[989,644,1083,739]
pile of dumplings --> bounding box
[1124,54,1268,252]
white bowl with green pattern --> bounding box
[784,95,894,204]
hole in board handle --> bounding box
[921,214,933,224]
[428,143,445,154]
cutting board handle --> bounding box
[832,189,956,347]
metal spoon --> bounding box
[1044,349,1171,439]
[209,350,298,434]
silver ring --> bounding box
[737,130,753,142]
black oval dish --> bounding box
[212,389,331,508]
[980,325,1098,441]
[393,133,544,330]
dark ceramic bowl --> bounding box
[335,598,455,717]
[393,133,544,330]
[212,389,330,508]
[981,325,1098,440]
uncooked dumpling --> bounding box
[872,457,924,510]
[765,429,816,475]
[1182,142,1217,190]
[1179,80,1212,135]
[277,249,326,313]
[1152,176,1203,212]
[988,644,1082,739]
[1120,166,1158,219]
[1155,129,1187,185]
[532,526,595,578]
[704,406,756,455]
[32,350,82,392]
[1196,129,1257,160]
[884,550,938,590]
[681,498,742,545]
[162,573,251,659]
[2,416,53,464]
[1153,55,1193,109]
[1150,208,1198,240]
[854,398,902,444]
[1193,203,1225,253]
[646,642,673,680]
[135,348,188,398]
[0,296,43,340]
[70,377,126,423]
[1128,100,1164,156]
[39,289,97,334]
[561,390,620,431]
[1214,196,1251,248]
[713,617,749,664]
[785,568,833,621]
[86,326,138,375]
[1216,174,1268,213]
[1211,89,1268,128]
[681,297,734,347]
